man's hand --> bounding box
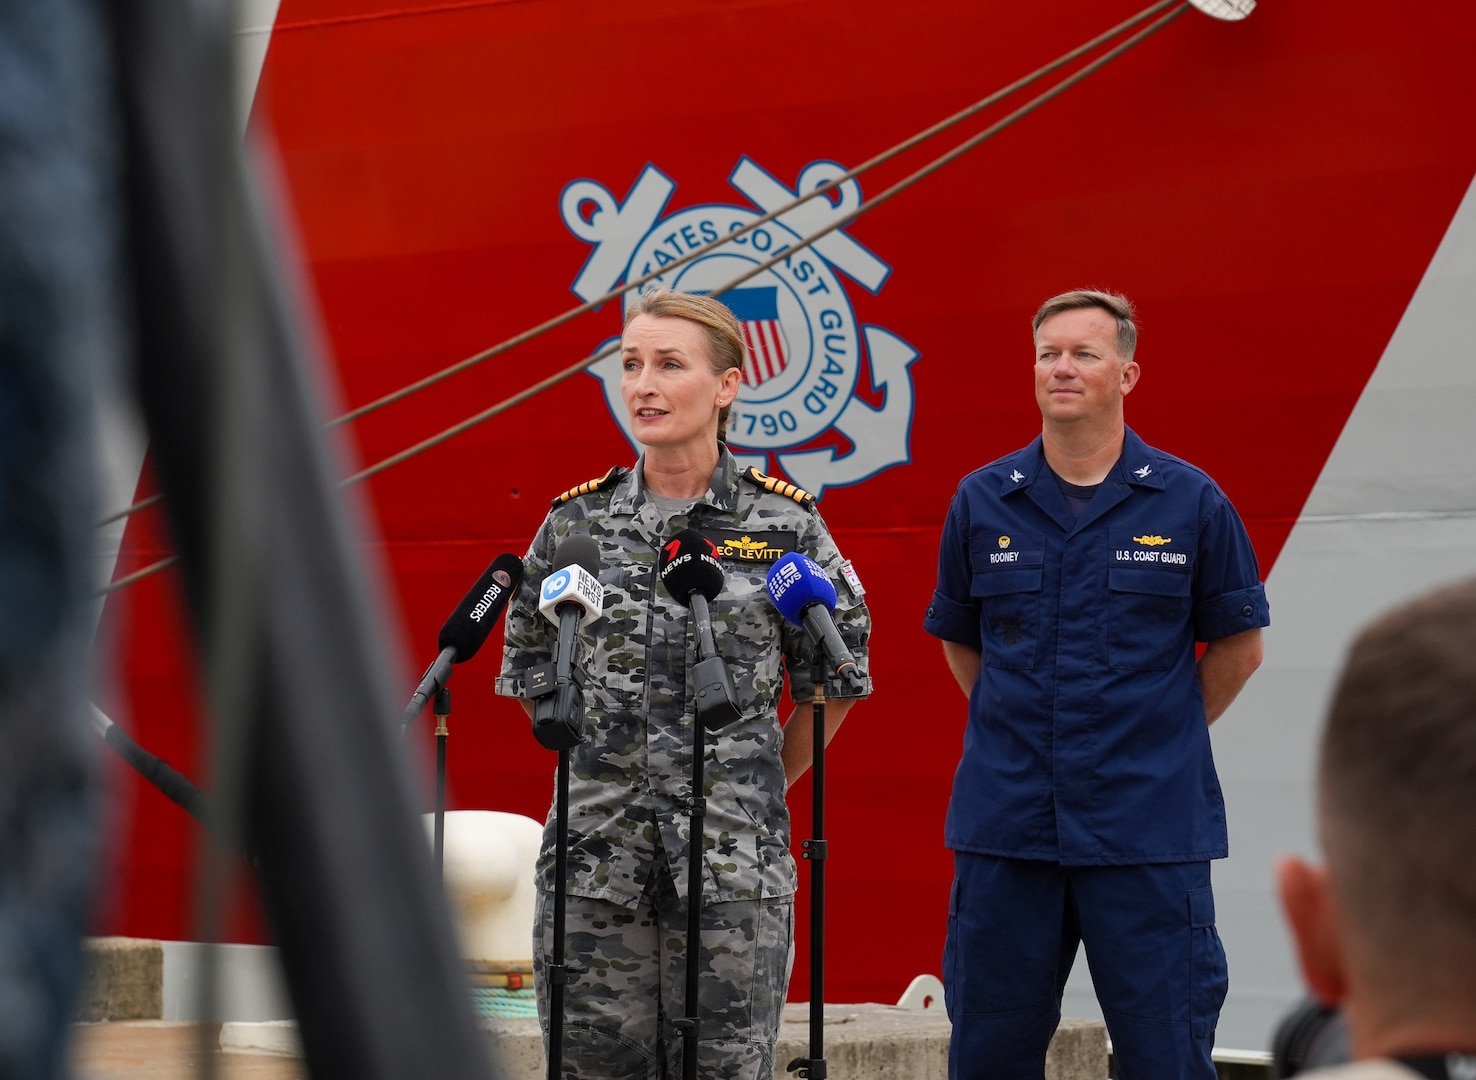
[1199,628,1263,724]
[942,641,982,699]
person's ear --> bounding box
[1277,854,1348,1006]
[1119,359,1141,397]
[719,366,741,404]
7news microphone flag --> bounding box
[658,530,741,729]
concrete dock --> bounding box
[72,937,1109,1080]
[71,1010,1106,1080]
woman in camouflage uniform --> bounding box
[498,288,871,1080]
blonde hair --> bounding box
[624,287,745,440]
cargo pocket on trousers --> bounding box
[745,898,794,1047]
[1189,886,1228,1039]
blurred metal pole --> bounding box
[109,1,496,1076]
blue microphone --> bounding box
[765,553,864,691]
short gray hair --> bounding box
[1032,290,1137,360]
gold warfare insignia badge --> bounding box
[700,530,799,563]
[1133,535,1172,547]
[998,536,1011,549]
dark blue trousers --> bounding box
[943,854,1227,1080]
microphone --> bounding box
[528,537,603,750]
[536,538,604,632]
[659,530,741,729]
[402,553,525,729]
[765,552,865,692]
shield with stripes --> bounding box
[722,285,789,389]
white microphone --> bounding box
[537,553,604,630]
[529,537,603,750]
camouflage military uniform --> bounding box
[497,446,871,1080]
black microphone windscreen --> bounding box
[437,553,526,660]
[551,536,601,578]
[659,529,724,604]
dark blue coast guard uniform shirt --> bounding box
[923,428,1269,865]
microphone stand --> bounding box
[433,687,451,877]
[549,742,572,1080]
[672,587,739,1080]
[531,601,587,1080]
[787,657,828,1080]
[673,692,707,1080]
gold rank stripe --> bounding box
[551,465,629,507]
[742,466,815,509]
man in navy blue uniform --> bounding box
[924,290,1269,1079]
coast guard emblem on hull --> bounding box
[559,159,920,498]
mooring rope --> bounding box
[97,2,1194,596]
[94,0,1179,532]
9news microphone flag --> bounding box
[765,552,864,691]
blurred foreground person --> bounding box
[0,3,116,1075]
[4,1,501,1077]
[1278,577,1476,1079]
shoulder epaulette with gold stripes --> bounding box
[551,465,629,507]
[741,466,816,510]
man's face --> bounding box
[1033,307,1139,425]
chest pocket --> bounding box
[970,532,1043,670]
[708,559,786,720]
[588,563,652,713]
[1108,528,1195,671]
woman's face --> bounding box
[620,314,739,451]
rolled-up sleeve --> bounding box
[1191,490,1270,642]
[923,493,981,649]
